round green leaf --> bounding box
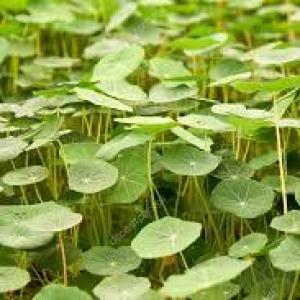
[92,45,144,82]
[0,202,82,233]
[0,266,30,293]
[262,175,300,194]
[160,145,220,176]
[0,222,53,249]
[149,84,197,103]
[212,158,254,180]
[33,284,92,300]
[68,159,118,194]
[104,149,148,204]
[270,210,300,234]
[229,233,268,258]
[160,256,252,298]
[131,216,201,258]
[178,114,234,132]
[0,136,28,162]
[270,236,300,272]
[93,274,150,300]
[211,178,275,218]
[83,246,141,276]
[2,165,49,186]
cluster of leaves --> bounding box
[1,0,300,299]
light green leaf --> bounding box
[270,236,300,272]
[149,57,193,87]
[68,159,118,194]
[83,246,141,276]
[229,233,268,258]
[3,166,48,186]
[171,127,213,151]
[34,57,79,69]
[0,202,82,233]
[93,274,150,300]
[33,284,92,300]
[0,267,30,293]
[211,178,275,218]
[97,131,152,160]
[104,149,148,204]
[97,80,147,103]
[160,256,252,298]
[131,217,201,258]
[106,3,137,32]
[160,145,220,176]
[75,87,133,112]
[271,210,300,234]
[0,136,28,162]
[149,84,197,103]
[178,114,234,132]
[60,143,99,164]
[92,45,144,81]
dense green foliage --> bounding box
[1,0,300,299]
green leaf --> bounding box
[229,233,268,258]
[33,284,92,300]
[60,143,99,164]
[104,148,148,204]
[248,151,278,170]
[34,57,79,69]
[160,145,220,176]
[0,136,28,162]
[0,267,30,293]
[270,236,300,272]
[149,57,193,87]
[171,127,213,151]
[149,84,197,103]
[262,175,300,194]
[97,80,147,103]
[178,114,234,132]
[211,178,275,218]
[0,202,82,233]
[92,45,144,82]
[232,76,300,94]
[75,87,133,112]
[131,217,201,258]
[96,131,152,160]
[83,246,141,276]
[93,274,150,300]
[68,159,118,194]
[212,158,254,180]
[3,166,49,186]
[270,210,300,234]
[106,3,137,32]
[160,256,252,298]
[252,47,300,66]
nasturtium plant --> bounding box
[0,266,30,293]
[211,178,275,218]
[83,246,141,276]
[2,165,49,186]
[131,217,202,258]
[33,284,92,300]
[270,236,300,272]
[160,256,252,298]
[160,144,220,176]
[93,274,150,300]
[2,0,300,298]
[270,210,300,234]
[68,159,118,194]
[229,233,268,258]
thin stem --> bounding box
[58,232,68,286]
[275,125,288,214]
[288,271,299,300]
